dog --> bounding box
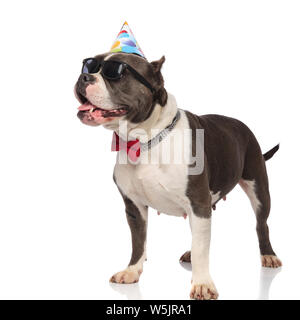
[75,52,281,300]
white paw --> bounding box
[261,255,282,268]
[190,280,218,300]
[110,268,141,284]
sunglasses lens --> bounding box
[102,61,124,79]
[82,58,99,74]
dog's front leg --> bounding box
[189,211,218,300]
[110,196,147,284]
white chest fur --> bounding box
[114,109,192,217]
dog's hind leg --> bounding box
[179,250,191,263]
[240,137,282,268]
[110,195,148,284]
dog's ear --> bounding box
[150,56,165,73]
[150,56,167,106]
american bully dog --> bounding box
[75,51,281,300]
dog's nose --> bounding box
[79,73,95,84]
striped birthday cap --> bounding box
[110,21,145,58]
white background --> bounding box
[0,0,299,300]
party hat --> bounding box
[110,21,145,58]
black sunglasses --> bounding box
[82,58,154,93]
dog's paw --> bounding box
[179,251,191,263]
[261,255,282,268]
[190,282,218,300]
[110,268,141,284]
[190,281,218,300]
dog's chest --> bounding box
[114,161,189,216]
[114,111,192,216]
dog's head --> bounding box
[75,52,167,129]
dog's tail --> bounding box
[263,144,280,161]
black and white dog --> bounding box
[75,52,281,300]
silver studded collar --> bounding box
[139,110,181,152]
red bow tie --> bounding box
[111,132,141,162]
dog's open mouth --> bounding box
[77,101,128,126]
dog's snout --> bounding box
[79,73,95,84]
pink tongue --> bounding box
[78,103,95,111]
[77,103,114,124]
